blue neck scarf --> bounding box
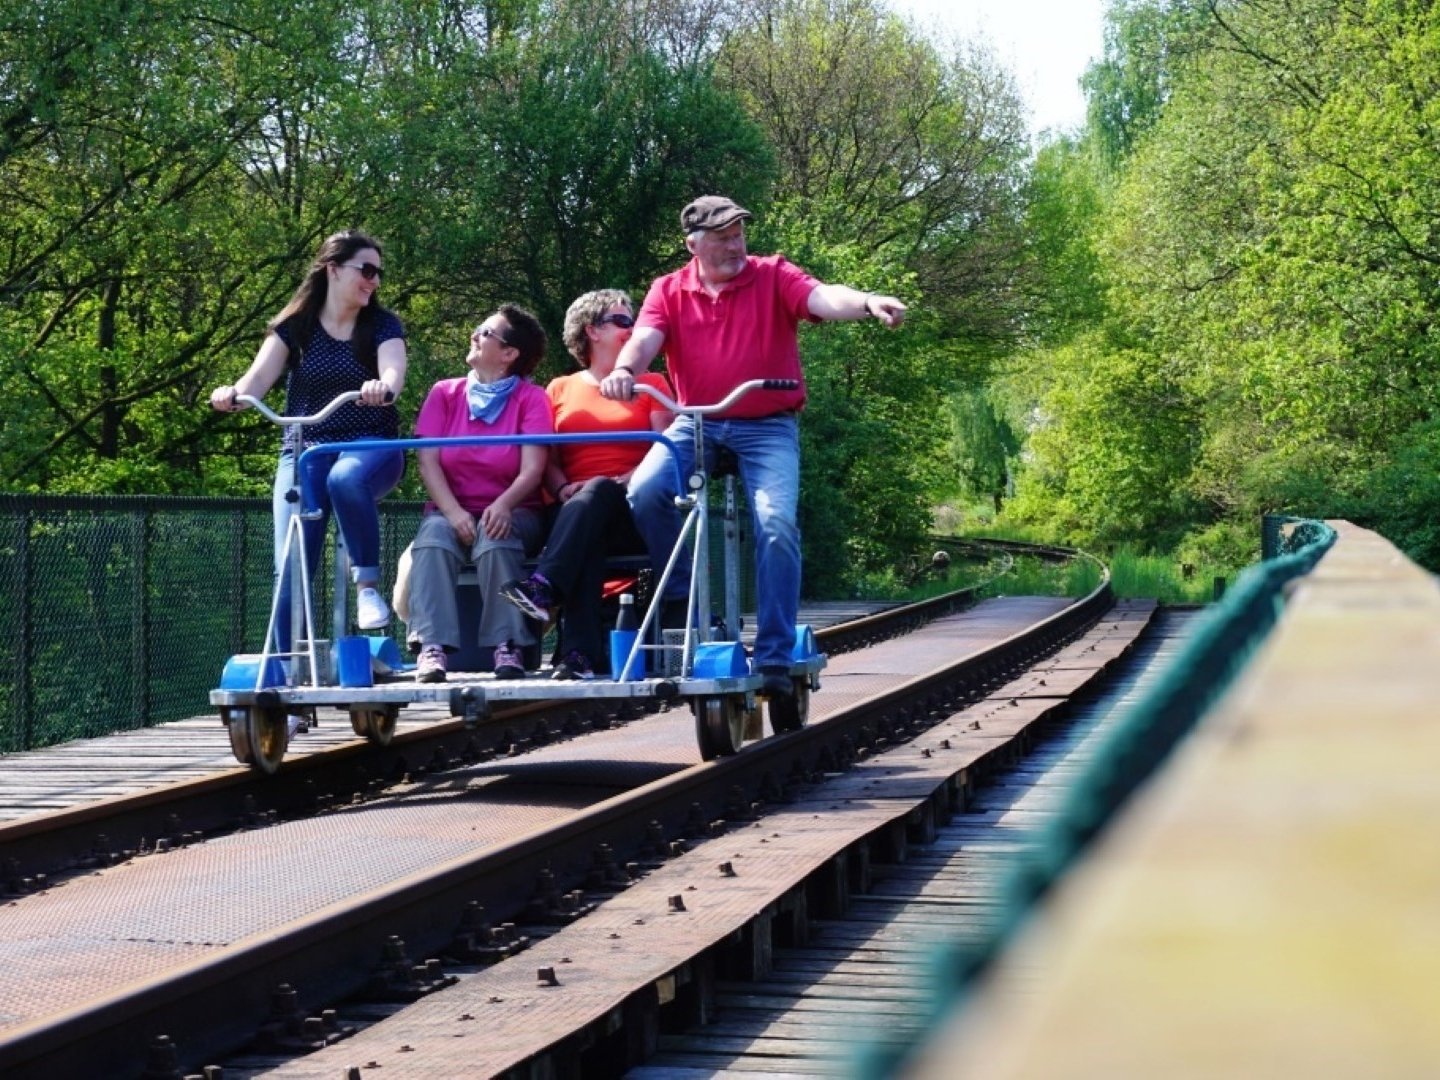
[466,372,520,424]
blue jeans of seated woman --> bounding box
[626,412,800,673]
[271,447,405,652]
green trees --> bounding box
[1,0,425,490]
[0,0,768,494]
[3,0,349,489]
[2,0,1033,595]
[716,0,1029,588]
[989,0,1440,569]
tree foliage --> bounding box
[0,0,1036,595]
[0,0,767,495]
[991,0,1440,569]
[713,0,1030,586]
[1081,0,1213,165]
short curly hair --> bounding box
[562,289,632,368]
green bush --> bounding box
[1346,419,1440,572]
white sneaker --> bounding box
[356,587,391,629]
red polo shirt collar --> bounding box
[677,255,756,295]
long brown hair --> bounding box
[268,229,390,375]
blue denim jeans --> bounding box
[271,447,405,651]
[627,413,800,672]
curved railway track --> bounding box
[0,541,1116,1079]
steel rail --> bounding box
[0,539,1078,891]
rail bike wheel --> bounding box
[767,678,810,735]
[692,695,746,761]
[224,708,251,764]
[227,706,288,775]
[349,706,398,747]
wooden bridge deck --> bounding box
[915,520,1440,1077]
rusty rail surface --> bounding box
[0,540,1083,890]
[0,570,1111,1077]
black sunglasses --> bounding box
[341,261,383,281]
[595,313,635,329]
[473,325,514,348]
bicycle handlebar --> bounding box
[233,389,392,426]
[633,377,799,415]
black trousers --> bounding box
[538,477,645,670]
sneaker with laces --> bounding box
[416,643,448,683]
[551,649,595,681]
[356,586,392,630]
[500,576,553,623]
[493,639,525,680]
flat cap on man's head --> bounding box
[681,195,752,233]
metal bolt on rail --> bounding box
[144,1034,180,1075]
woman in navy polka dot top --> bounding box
[210,229,408,649]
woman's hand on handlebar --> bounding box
[358,379,396,406]
[209,388,381,426]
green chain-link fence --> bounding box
[0,495,421,753]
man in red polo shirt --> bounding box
[600,195,905,718]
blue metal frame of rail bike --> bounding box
[217,379,826,696]
[295,431,696,684]
[211,379,826,776]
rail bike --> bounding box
[210,380,825,774]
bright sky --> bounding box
[889,0,1109,137]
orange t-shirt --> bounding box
[545,371,674,484]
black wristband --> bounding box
[614,365,634,377]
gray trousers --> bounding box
[406,509,545,651]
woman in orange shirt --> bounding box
[500,290,673,677]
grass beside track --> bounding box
[884,534,1230,606]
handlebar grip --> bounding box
[760,379,800,391]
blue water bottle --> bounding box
[610,592,644,680]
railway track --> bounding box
[633,607,1194,1077]
[0,541,1041,893]
[0,544,1118,1079]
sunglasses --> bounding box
[341,261,383,281]
[473,325,514,348]
[595,313,635,329]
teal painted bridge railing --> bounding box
[855,515,1337,1077]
